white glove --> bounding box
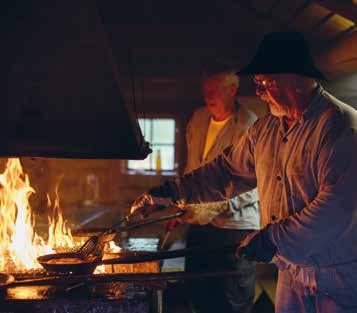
[184,202,228,225]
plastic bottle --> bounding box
[83,173,99,206]
[155,149,162,173]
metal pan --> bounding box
[37,252,101,274]
[38,242,237,275]
[0,273,15,288]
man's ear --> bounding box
[229,84,238,97]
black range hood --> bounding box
[1,0,150,159]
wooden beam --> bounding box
[308,11,335,34]
[314,0,357,23]
[316,29,357,77]
[325,24,357,45]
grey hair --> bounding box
[203,70,240,88]
[222,71,240,88]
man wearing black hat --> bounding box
[131,32,357,313]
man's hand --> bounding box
[130,193,175,220]
[236,227,277,263]
[130,180,182,220]
[130,193,174,213]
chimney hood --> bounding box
[1,0,150,159]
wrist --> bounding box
[149,180,180,202]
[262,225,277,255]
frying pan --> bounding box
[37,210,185,274]
[0,273,15,288]
[38,243,237,275]
[37,252,101,274]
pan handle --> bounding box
[101,243,237,264]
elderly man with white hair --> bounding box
[182,69,259,313]
[132,32,357,313]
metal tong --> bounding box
[69,205,185,259]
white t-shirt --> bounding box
[203,116,231,160]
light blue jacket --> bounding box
[184,103,260,230]
[174,87,357,307]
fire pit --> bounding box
[0,239,164,313]
[0,159,164,313]
[0,281,164,313]
[0,158,81,274]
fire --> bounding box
[0,158,76,272]
[108,241,122,252]
[47,181,74,249]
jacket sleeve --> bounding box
[174,129,258,204]
[268,124,357,266]
[229,109,259,209]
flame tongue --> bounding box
[47,184,74,250]
[0,158,45,270]
[0,158,114,274]
[0,158,74,272]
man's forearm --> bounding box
[174,153,257,204]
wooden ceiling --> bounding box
[96,0,357,110]
[99,0,357,66]
[3,0,357,115]
[1,0,355,159]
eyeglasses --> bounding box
[253,77,277,91]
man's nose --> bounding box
[205,93,214,101]
[204,94,215,103]
[255,85,266,96]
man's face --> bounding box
[203,74,236,119]
[254,74,296,118]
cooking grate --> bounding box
[9,269,68,281]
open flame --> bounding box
[0,158,76,272]
[47,179,74,250]
[108,241,122,253]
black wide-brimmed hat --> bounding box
[238,31,323,79]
